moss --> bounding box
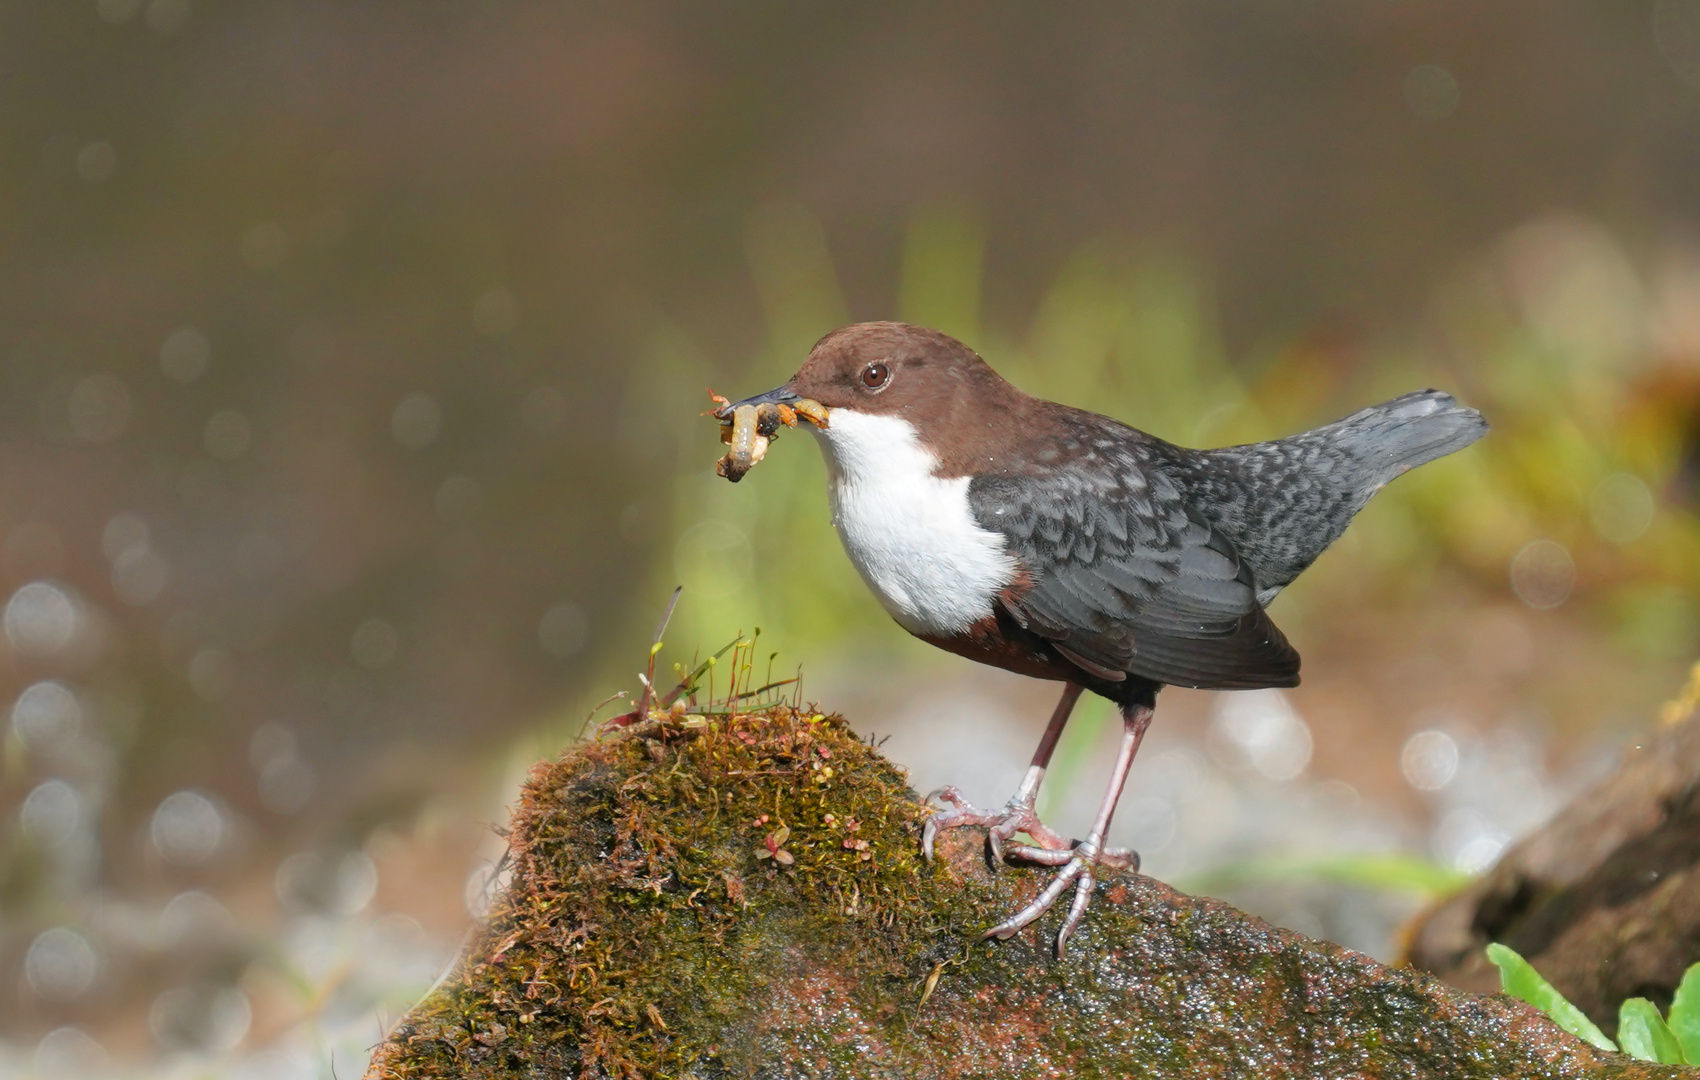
[368,707,1685,1079]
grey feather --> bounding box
[1161,390,1488,600]
[967,390,1486,689]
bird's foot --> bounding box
[982,840,1130,957]
[1002,839,1138,872]
[921,786,1073,864]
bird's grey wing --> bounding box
[969,464,1300,690]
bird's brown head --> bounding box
[788,322,1010,415]
[719,322,1019,422]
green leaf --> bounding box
[1668,961,1700,1065]
[1618,997,1685,1064]
[1485,943,1617,1052]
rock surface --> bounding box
[367,706,1682,1079]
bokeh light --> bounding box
[1207,689,1313,783]
[149,986,251,1054]
[5,583,79,658]
[1509,540,1576,611]
[1590,473,1656,543]
[20,780,82,848]
[1401,731,1461,792]
[33,1027,108,1076]
[150,790,228,867]
[25,928,99,1003]
[11,681,83,752]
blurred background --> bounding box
[5,1,1700,1075]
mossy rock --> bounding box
[367,707,1682,1079]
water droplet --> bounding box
[1433,807,1509,873]
[25,928,99,1001]
[1509,539,1575,610]
[5,581,79,657]
[21,780,81,847]
[1400,730,1460,791]
[150,789,227,866]
[34,1027,107,1076]
[12,681,83,750]
[1590,472,1655,544]
[150,985,251,1052]
[1207,689,1312,782]
[159,890,235,946]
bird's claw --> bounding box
[984,838,1139,956]
[1002,840,1139,872]
[920,787,1071,866]
[982,844,1104,957]
[922,786,1138,955]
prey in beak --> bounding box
[708,386,830,482]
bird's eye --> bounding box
[860,362,891,390]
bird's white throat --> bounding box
[809,410,1016,636]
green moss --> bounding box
[372,708,950,1076]
[369,707,1682,1079]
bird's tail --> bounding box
[1315,389,1488,485]
[1171,389,1488,597]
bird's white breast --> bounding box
[810,410,1016,637]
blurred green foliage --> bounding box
[1180,852,1469,900]
[637,205,1700,681]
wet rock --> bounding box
[1408,697,1700,1031]
[368,707,1676,1079]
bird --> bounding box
[715,321,1487,955]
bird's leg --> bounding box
[921,683,1083,862]
[983,700,1153,957]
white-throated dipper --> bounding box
[715,321,1487,955]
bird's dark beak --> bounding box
[714,385,801,420]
